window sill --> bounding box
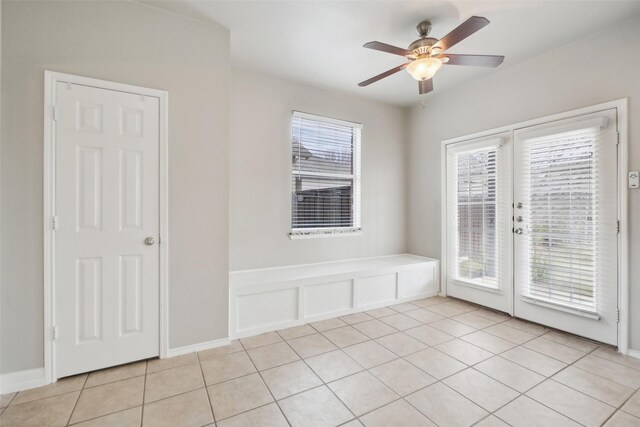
[289,228,363,240]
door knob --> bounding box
[144,237,156,246]
[516,202,523,209]
[514,228,523,235]
[516,216,523,222]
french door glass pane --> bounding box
[522,131,599,311]
[455,148,498,287]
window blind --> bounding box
[291,112,361,232]
[446,138,509,290]
[515,114,617,312]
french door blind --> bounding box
[515,113,617,314]
[446,138,510,291]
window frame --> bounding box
[289,111,362,239]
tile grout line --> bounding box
[196,352,218,426]
[3,392,18,408]
[338,313,480,424]
[548,350,640,396]
[279,334,360,423]
[460,317,633,424]
[589,351,640,373]
[224,338,400,423]
[140,361,148,427]
[64,373,90,426]
[242,341,293,427]
[79,372,147,391]
[462,315,593,369]
[276,322,443,424]
[498,345,623,426]
[144,354,198,375]
[322,307,499,424]
[66,404,144,426]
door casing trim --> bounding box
[440,98,629,354]
[43,71,170,384]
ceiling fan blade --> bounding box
[363,41,413,57]
[358,63,409,87]
[418,79,433,95]
[440,54,504,67]
[433,16,490,52]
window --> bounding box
[290,111,361,237]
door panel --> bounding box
[513,109,618,345]
[55,82,160,377]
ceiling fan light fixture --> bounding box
[406,57,442,81]
[359,17,503,95]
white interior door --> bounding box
[513,109,618,345]
[55,82,160,377]
[445,132,512,314]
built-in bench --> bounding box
[229,254,439,338]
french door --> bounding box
[513,110,618,344]
[445,109,619,345]
[55,81,161,377]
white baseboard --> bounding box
[165,337,231,358]
[627,349,640,360]
[0,367,46,394]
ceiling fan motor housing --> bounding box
[408,37,439,57]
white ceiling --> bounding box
[146,0,640,106]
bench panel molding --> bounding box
[229,254,440,338]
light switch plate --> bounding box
[629,171,639,188]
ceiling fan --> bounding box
[358,16,504,95]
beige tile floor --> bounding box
[2,296,640,427]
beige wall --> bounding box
[407,17,640,348]
[0,0,230,373]
[229,69,408,271]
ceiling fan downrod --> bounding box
[416,20,432,38]
[408,20,439,56]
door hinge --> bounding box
[616,309,620,323]
[52,106,58,121]
[616,132,620,145]
[616,220,620,233]
[53,325,59,341]
[52,216,59,231]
